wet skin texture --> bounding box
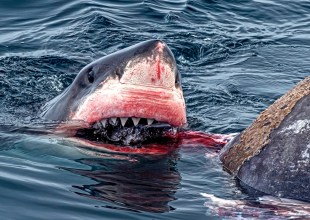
[41,40,188,146]
[238,94,310,202]
[220,77,310,202]
[41,39,185,125]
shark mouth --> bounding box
[75,117,179,146]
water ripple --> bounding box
[0,0,309,219]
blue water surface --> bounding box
[0,0,309,219]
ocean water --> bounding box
[0,0,309,219]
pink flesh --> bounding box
[70,78,186,127]
[176,130,233,149]
[66,130,232,155]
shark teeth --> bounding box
[94,117,156,128]
[110,117,117,125]
[132,117,140,126]
[120,117,128,127]
[147,119,154,125]
[100,119,107,127]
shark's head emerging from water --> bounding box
[41,40,187,145]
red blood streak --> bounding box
[157,61,161,79]
[175,130,230,149]
[69,130,232,155]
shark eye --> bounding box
[87,69,95,83]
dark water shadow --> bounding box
[64,149,181,213]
